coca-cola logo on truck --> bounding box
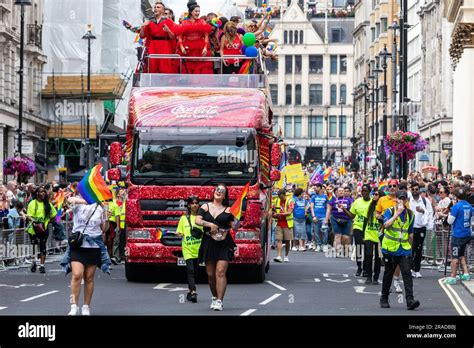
[171,105,219,118]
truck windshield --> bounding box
[132,127,257,186]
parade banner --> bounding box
[283,164,307,188]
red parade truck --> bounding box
[107,56,282,282]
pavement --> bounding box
[461,280,474,297]
[0,249,473,316]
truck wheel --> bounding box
[125,261,145,282]
[251,261,266,283]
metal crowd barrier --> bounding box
[0,218,74,271]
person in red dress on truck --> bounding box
[178,1,213,74]
[220,21,243,74]
[140,2,177,73]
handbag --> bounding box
[68,204,99,249]
[32,222,47,237]
[209,228,229,242]
[186,215,203,239]
[335,218,349,226]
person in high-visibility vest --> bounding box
[105,196,120,258]
[112,187,126,264]
[272,188,294,263]
[380,190,420,310]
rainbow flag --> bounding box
[323,167,332,182]
[156,228,168,240]
[264,26,272,37]
[229,182,250,221]
[327,191,335,204]
[77,163,113,204]
[378,181,388,194]
[238,60,254,74]
[55,190,65,223]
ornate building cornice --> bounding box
[449,24,474,69]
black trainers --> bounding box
[365,277,372,285]
[111,257,119,265]
[407,299,420,310]
[362,271,368,278]
[380,297,390,308]
[30,262,37,273]
[186,292,193,302]
[355,268,362,277]
[190,293,197,303]
[39,266,45,274]
[372,278,379,285]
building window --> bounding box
[294,116,302,137]
[330,55,338,74]
[329,116,337,137]
[375,22,380,38]
[295,55,302,73]
[286,84,292,105]
[284,31,288,44]
[309,115,323,138]
[295,84,301,105]
[340,115,347,137]
[294,30,298,44]
[285,55,292,74]
[340,84,346,104]
[333,0,346,7]
[371,27,376,42]
[309,55,323,74]
[266,59,278,74]
[285,116,293,138]
[381,18,388,33]
[309,84,323,105]
[340,55,347,74]
[289,30,293,44]
[273,116,279,134]
[330,84,338,105]
[331,28,342,43]
[270,84,278,105]
[300,30,304,44]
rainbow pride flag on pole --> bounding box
[55,190,65,223]
[323,167,332,182]
[229,182,250,221]
[77,163,113,204]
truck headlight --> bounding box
[128,230,151,239]
[235,231,258,240]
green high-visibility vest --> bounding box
[381,208,413,252]
[364,214,380,243]
[274,197,294,228]
[119,201,126,229]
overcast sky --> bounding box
[165,0,228,17]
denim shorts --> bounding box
[451,236,471,259]
[293,219,307,240]
[330,216,352,236]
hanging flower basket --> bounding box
[3,156,36,183]
[383,131,428,160]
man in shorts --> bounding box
[272,189,294,263]
[444,187,473,284]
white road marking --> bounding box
[240,309,257,316]
[357,279,366,284]
[259,293,281,305]
[314,278,321,282]
[266,281,286,291]
[0,307,7,311]
[20,290,59,303]
[353,286,381,295]
[326,279,351,283]
[445,283,473,315]
[322,273,349,278]
[438,278,465,316]
[153,283,188,292]
[438,278,472,316]
[0,283,44,289]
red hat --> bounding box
[388,179,399,186]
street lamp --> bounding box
[361,80,369,175]
[309,108,314,147]
[324,104,330,165]
[389,21,400,178]
[350,91,358,171]
[339,97,344,166]
[14,0,32,156]
[379,44,391,178]
[82,24,96,168]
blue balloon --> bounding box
[245,46,258,58]
[241,45,247,55]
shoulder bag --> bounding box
[68,204,99,249]
[186,215,203,239]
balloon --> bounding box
[241,45,247,54]
[243,32,256,47]
[245,46,258,58]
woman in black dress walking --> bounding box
[196,184,237,311]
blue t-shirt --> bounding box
[382,208,414,256]
[450,200,473,238]
[310,194,328,219]
[293,197,308,220]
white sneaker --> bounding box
[81,305,90,316]
[415,272,422,278]
[299,246,306,252]
[213,299,223,311]
[284,256,289,262]
[68,305,79,316]
[411,270,417,278]
[291,246,298,252]
[315,245,321,252]
[394,280,403,293]
[274,256,283,263]
[322,245,329,252]
[210,297,217,309]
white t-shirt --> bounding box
[72,203,106,248]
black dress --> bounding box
[198,204,236,263]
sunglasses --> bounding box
[372,192,379,196]
[388,185,398,188]
[216,187,226,194]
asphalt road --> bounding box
[0,250,473,316]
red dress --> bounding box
[178,19,213,74]
[143,19,178,73]
[222,35,243,65]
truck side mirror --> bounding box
[270,169,281,182]
[107,168,121,181]
[109,142,123,166]
[271,143,281,167]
